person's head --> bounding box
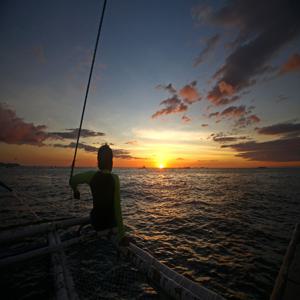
[97,144,113,171]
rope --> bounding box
[70,0,108,181]
[1,180,42,221]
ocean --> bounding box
[1,166,300,299]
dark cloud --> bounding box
[235,114,260,128]
[222,137,300,162]
[156,83,177,94]
[201,124,209,127]
[197,0,300,105]
[151,96,188,119]
[0,103,51,146]
[113,149,143,160]
[160,96,181,107]
[279,53,300,74]
[276,94,289,103]
[256,122,300,136]
[194,34,220,66]
[53,142,98,153]
[208,112,219,118]
[220,105,247,118]
[152,81,201,120]
[181,115,191,123]
[53,142,142,160]
[211,132,249,143]
[208,105,260,128]
[50,128,105,139]
[125,140,138,145]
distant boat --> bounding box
[140,165,146,169]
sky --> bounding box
[1,0,300,168]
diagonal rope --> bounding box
[70,0,108,181]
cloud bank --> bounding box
[256,122,300,136]
[222,121,300,162]
[222,137,300,162]
[0,103,51,146]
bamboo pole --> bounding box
[0,228,115,268]
[270,223,300,300]
[53,230,78,300]
[128,243,225,300]
[48,232,69,300]
[0,217,90,244]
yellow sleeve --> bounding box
[69,171,96,191]
[112,173,125,240]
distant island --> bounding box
[0,162,21,168]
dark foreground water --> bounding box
[1,167,300,299]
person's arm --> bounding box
[69,171,96,198]
[111,173,125,241]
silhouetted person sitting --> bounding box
[69,144,125,241]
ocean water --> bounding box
[1,166,300,299]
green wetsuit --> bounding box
[70,170,125,240]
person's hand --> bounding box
[73,190,80,199]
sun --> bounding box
[159,163,165,169]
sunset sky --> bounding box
[1,0,300,168]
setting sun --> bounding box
[159,163,165,169]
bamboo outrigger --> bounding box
[270,223,300,300]
[0,216,225,300]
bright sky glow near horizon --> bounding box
[1,0,300,168]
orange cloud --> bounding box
[280,53,300,74]
[218,81,235,95]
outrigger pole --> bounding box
[70,0,108,181]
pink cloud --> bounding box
[179,81,201,104]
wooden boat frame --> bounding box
[0,216,225,300]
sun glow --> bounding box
[159,163,165,169]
